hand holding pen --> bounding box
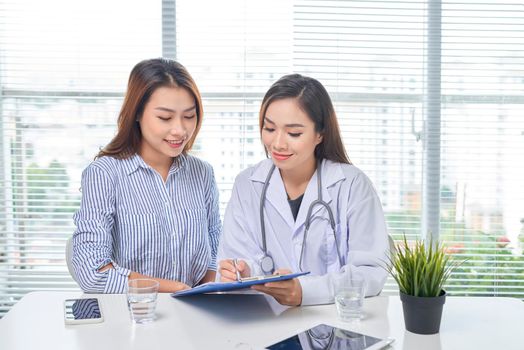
[218,258,251,282]
[232,259,242,281]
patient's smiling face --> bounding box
[138,86,197,168]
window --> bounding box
[0,0,163,315]
[0,0,523,316]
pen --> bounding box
[232,258,241,282]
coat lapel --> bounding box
[249,159,347,233]
[249,160,295,229]
[293,160,346,233]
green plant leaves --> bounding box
[384,236,463,297]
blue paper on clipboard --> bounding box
[171,271,310,297]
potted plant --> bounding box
[385,236,460,335]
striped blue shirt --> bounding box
[72,153,221,293]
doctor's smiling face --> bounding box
[262,98,323,174]
[259,74,350,174]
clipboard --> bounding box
[171,271,310,297]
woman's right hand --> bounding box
[129,271,190,293]
[218,259,251,282]
[170,281,190,292]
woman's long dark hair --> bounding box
[259,74,351,164]
[96,58,203,159]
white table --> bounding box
[0,291,522,349]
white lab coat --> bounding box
[217,158,388,305]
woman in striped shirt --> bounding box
[72,58,221,293]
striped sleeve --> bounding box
[72,164,130,293]
[205,164,222,270]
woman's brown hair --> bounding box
[96,58,203,159]
[259,74,351,164]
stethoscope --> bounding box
[259,159,343,274]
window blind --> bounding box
[175,0,291,196]
[290,0,427,294]
[288,0,524,296]
[0,0,163,316]
[1,0,523,317]
[438,0,524,296]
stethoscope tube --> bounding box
[259,163,275,274]
[259,159,343,274]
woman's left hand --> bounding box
[251,268,302,306]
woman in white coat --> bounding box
[217,74,389,306]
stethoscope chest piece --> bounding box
[260,255,274,275]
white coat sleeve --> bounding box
[299,173,389,305]
[217,176,264,278]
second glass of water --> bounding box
[335,275,366,322]
[127,278,159,324]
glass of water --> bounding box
[127,278,160,324]
[334,274,366,322]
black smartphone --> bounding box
[64,298,104,325]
